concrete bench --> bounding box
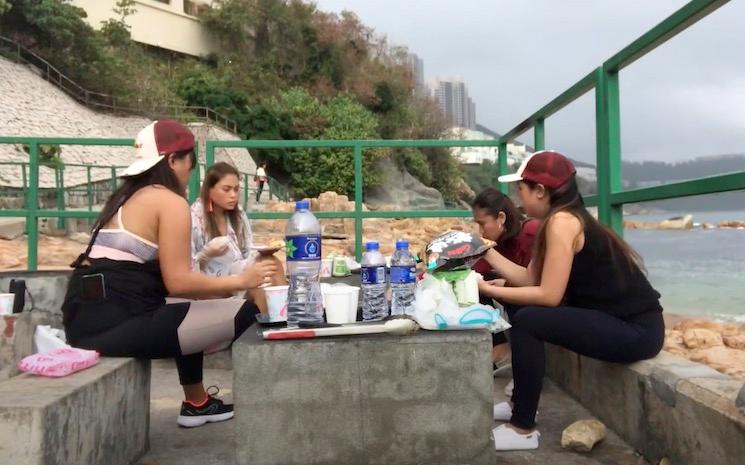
[0,357,151,465]
[546,345,745,465]
[233,324,496,465]
[1,311,62,381]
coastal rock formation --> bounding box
[658,215,694,230]
[664,319,745,380]
[561,419,607,452]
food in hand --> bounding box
[269,239,285,249]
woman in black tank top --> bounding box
[479,151,664,451]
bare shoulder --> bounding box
[134,186,189,211]
[546,211,583,235]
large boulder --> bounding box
[659,214,694,230]
[365,158,445,211]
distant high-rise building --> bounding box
[406,53,425,95]
[428,77,477,129]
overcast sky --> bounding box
[313,0,745,164]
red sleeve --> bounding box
[515,219,540,267]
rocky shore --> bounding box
[663,316,745,380]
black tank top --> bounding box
[563,211,662,318]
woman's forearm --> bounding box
[483,249,534,286]
[483,284,561,307]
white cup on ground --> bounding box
[0,293,15,315]
[264,285,289,322]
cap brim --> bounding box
[120,156,163,177]
[497,173,523,183]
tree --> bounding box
[256,88,388,198]
[100,0,136,46]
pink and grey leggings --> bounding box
[70,298,257,385]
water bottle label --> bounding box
[390,266,416,284]
[286,235,322,261]
[361,266,386,285]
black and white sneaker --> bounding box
[177,386,234,428]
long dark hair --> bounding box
[471,187,525,242]
[199,162,247,250]
[528,178,644,282]
[94,149,195,232]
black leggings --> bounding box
[70,299,258,386]
[508,306,664,429]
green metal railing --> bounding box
[2,0,745,270]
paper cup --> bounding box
[324,287,353,324]
[322,285,359,324]
[0,293,15,315]
[264,285,288,322]
[320,258,333,278]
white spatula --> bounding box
[263,318,418,340]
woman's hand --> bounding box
[202,236,230,258]
[240,260,279,289]
[478,278,506,297]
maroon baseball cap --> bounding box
[122,119,195,177]
[497,150,576,188]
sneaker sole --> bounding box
[177,411,234,428]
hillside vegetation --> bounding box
[0,0,463,200]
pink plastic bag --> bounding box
[18,347,100,377]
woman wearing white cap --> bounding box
[61,120,279,428]
[478,150,663,450]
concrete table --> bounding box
[233,323,496,465]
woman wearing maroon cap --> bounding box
[470,188,539,371]
[478,150,663,450]
[62,120,279,428]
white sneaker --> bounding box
[492,424,540,450]
[493,401,512,421]
[493,401,538,422]
[504,379,514,397]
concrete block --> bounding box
[0,218,24,240]
[0,311,61,381]
[0,271,71,315]
[0,357,151,465]
[233,326,495,465]
[546,346,745,465]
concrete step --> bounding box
[138,368,650,465]
[0,357,151,465]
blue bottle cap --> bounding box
[395,240,409,250]
[366,241,379,251]
[295,200,309,210]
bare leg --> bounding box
[492,342,512,363]
[182,383,207,404]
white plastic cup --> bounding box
[345,286,360,322]
[0,293,15,315]
[320,258,333,278]
[324,287,353,324]
[264,285,288,322]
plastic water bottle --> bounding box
[390,240,416,316]
[361,241,388,321]
[285,200,323,327]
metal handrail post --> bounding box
[27,142,40,271]
[353,144,363,262]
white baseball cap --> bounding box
[497,153,535,184]
[121,119,195,177]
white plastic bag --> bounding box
[412,273,510,332]
[34,325,69,354]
